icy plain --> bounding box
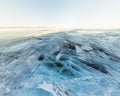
[0,30,120,96]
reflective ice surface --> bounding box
[0,30,120,96]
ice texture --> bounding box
[0,31,120,96]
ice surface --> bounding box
[0,30,120,96]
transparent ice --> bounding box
[0,30,120,96]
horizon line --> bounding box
[0,27,120,30]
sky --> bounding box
[0,0,120,29]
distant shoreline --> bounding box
[0,27,120,31]
[0,27,47,29]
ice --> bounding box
[0,30,120,96]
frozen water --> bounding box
[0,30,120,96]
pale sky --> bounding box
[0,0,120,29]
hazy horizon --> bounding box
[0,27,120,30]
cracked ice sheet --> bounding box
[0,30,120,96]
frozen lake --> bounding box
[0,29,120,96]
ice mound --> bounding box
[0,31,120,96]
